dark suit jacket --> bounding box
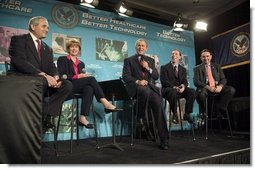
[9,33,58,76]
[193,63,227,90]
[160,62,188,88]
[122,54,159,97]
[57,56,85,81]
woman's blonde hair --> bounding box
[66,39,81,53]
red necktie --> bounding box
[36,39,41,61]
[206,65,215,87]
[139,57,145,78]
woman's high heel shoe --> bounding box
[78,122,94,129]
[104,107,123,113]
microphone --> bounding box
[81,68,86,73]
[140,55,145,61]
[139,55,146,72]
[57,74,67,82]
[61,74,67,80]
[141,55,150,64]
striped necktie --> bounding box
[174,65,178,78]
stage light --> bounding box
[194,21,208,32]
[119,3,127,13]
[116,2,133,17]
[173,13,188,32]
[80,0,99,8]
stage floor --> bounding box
[42,132,250,164]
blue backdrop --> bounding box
[0,0,198,141]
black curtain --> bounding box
[223,63,250,132]
[223,63,250,97]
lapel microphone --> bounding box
[41,41,45,50]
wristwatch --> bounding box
[43,73,48,77]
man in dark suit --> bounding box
[160,49,196,124]
[8,16,72,129]
[122,38,169,150]
[193,49,235,118]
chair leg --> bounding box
[119,108,124,142]
[119,100,131,143]
[190,122,196,140]
[206,95,233,139]
[210,97,215,135]
[206,96,216,138]
[177,98,195,140]
[169,112,172,140]
[55,110,62,156]
[70,101,75,153]
[130,99,136,146]
[226,110,233,138]
[92,104,100,149]
[133,100,139,143]
[74,98,79,145]
[205,97,209,139]
[218,114,223,133]
[53,127,58,156]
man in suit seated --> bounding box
[122,38,169,150]
[160,49,196,124]
[193,49,235,119]
[8,16,73,130]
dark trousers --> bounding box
[196,85,235,115]
[43,79,73,117]
[162,87,196,115]
[72,76,105,116]
[136,85,169,141]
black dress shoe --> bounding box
[78,122,94,129]
[104,107,123,113]
[172,114,179,124]
[197,114,205,126]
[217,112,225,119]
[198,113,205,119]
[138,118,146,131]
[218,108,227,119]
[159,142,169,150]
[184,114,194,123]
[43,120,55,130]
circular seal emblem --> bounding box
[52,3,79,29]
[230,32,250,57]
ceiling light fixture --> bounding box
[80,0,99,8]
[116,1,133,17]
[194,21,208,32]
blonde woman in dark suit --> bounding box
[57,39,122,129]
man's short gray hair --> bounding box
[28,16,47,31]
[135,38,148,47]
